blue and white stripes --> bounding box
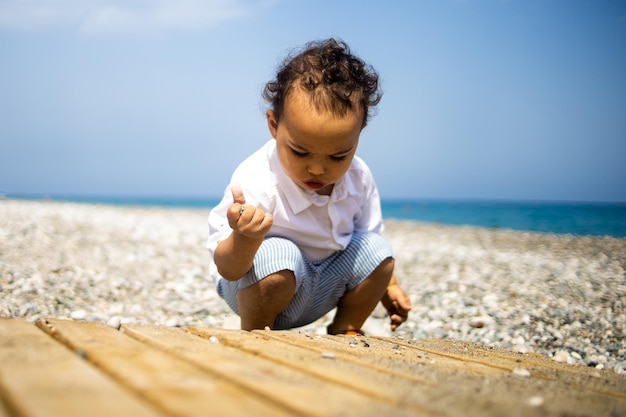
[217,232,394,329]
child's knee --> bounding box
[237,269,296,306]
[259,270,297,294]
[373,257,394,279]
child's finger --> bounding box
[398,296,412,312]
[390,313,406,330]
[390,314,402,331]
[231,185,246,205]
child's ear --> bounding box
[266,110,279,138]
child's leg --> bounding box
[327,257,394,335]
[216,237,305,330]
[237,270,296,331]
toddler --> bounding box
[207,38,411,334]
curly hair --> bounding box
[263,38,382,128]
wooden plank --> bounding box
[345,335,626,413]
[189,328,526,417]
[0,318,165,417]
[37,319,293,417]
[3,318,624,417]
[195,329,626,417]
[123,324,428,417]
[263,330,509,376]
[0,398,12,417]
[271,330,626,400]
[401,338,626,399]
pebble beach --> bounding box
[1,199,625,375]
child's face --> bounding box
[266,89,363,196]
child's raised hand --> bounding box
[227,186,273,240]
[381,283,412,332]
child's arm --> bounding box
[213,186,273,281]
[381,276,412,331]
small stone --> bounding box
[209,336,220,344]
[469,315,493,328]
[553,350,578,365]
[528,396,544,407]
[591,354,608,364]
[513,368,531,378]
[264,326,271,331]
[553,350,571,363]
[165,318,179,327]
[106,316,122,330]
[70,310,87,320]
[321,352,335,359]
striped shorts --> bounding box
[216,232,394,330]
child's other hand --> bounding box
[227,186,273,240]
[381,283,412,332]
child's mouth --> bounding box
[304,180,324,190]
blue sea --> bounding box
[6,194,626,238]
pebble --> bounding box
[322,352,336,359]
[469,315,494,329]
[165,318,179,327]
[2,200,625,375]
[512,368,531,378]
[106,316,122,330]
[553,350,577,365]
[527,396,544,407]
[70,310,87,320]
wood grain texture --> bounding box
[0,318,624,417]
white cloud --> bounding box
[0,0,273,35]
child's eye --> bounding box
[291,148,308,158]
[330,155,347,162]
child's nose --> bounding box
[307,161,324,176]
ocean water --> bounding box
[6,194,626,238]
[381,200,626,237]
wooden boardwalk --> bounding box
[0,318,624,417]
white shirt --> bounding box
[207,140,384,283]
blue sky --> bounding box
[1,0,625,202]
